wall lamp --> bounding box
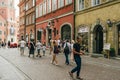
[107,19,113,27]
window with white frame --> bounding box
[65,0,72,5]
[0,22,2,26]
[0,31,2,35]
[78,0,84,10]
[33,0,35,6]
[29,15,31,24]
[32,13,35,23]
[52,0,57,11]
[39,4,43,17]
[36,6,39,18]
[58,0,64,8]
[26,3,28,10]
[43,1,47,15]
[92,0,100,6]
[47,0,51,13]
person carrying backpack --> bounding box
[63,40,71,65]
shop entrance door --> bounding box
[93,25,103,53]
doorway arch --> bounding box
[61,25,71,40]
[93,25,103,53]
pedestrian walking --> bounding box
[42,43,46,56]
[28,41,35,58]
[63,40,71,65]
[8,41,10,48]
[19,39,26,55]
[69,36,84,80]
[36,40,42,57]
[51,41,59,65]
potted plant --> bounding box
[110,48,116,57]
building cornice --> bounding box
[75,0,120,15]
[36,11,74,25]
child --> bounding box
[42,43,46,56]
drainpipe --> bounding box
[73,0,76,40]
[34,0,36,43]
[24,0,26,41]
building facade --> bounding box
[0,15,7,42]
[36,0,74,45]
[19,0,35,42]
[75,0,120,55]
[18,0,26,40]
[0,0,18,43]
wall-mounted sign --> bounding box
[78,26,88,33]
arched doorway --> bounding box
[61,25,71,40]
[93,25,103,53]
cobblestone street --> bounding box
[0,48,120,80]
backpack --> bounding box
[64,43,69,53]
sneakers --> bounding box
[76,76,83,80]
[69,72,73,78]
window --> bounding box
[78,0,84,10]
[52,0,57,11]
[58,0,64,8]
[26,3,28,10]
[4,24,6,27]
[36,6,39,18]
[92,0,100,6]
[32,15,34,23]
[33,0,35,6]
[43,1,47,15]
[2,2,4,5]
[39,4,43,17]
[0,31,2,35]
[0,22,2,26]
[65,0,72,5]
[29,15,32,24]
[47,0,51,13]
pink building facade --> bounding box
[0,0,19,43]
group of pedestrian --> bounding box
[19,36,84,80]
[49,36,85,80]
[19,39,46,58]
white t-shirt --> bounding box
[42,46,46,51]
[36,42,42,49]
[19,40,26,48]
[57,40,60,45]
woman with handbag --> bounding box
[51,41,59,65]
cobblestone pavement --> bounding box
[0,48,120,80]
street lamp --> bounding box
[107,19,113,27]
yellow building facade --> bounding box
[75,0,120,55]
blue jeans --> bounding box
[71,56,81,77]
[64,53,69,64]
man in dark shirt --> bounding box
[69,36,84,80]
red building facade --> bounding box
[36,0,74,45]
